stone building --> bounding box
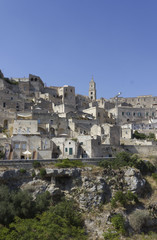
[109,106,156,125]
[110,95,157,109]
[52,137,78,159]
[0,71,125,159]
[89,77,96,101]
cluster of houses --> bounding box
[0,69,157,160]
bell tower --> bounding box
[89,77,96,101]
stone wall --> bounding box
[123,144,157,156]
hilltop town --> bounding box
[0,69,157,160]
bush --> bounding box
[19,169,26,174]
[103,214,126,239]
[152,172,157,181]
[35,191,51,213]
[111,191,139,208]
[99,152,156,175]
[99,159,112,169]
[0,199,87,240]
[99,152,132,169]
[103,229,120,240]
[32,169,36,178]
[129,209,151,233]
[134,160,156,175]
[32,161,41,168]
[0,185,53,226]
[55,158,84,168]
[40,168,46,179]
[133,131,147,140]
[148,133,156,140]
[111,214,126,235]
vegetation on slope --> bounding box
[99,152,156,175]
[0,185,87,240]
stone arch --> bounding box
[50,127,55,137]
[38,127,47,135]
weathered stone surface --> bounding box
[21,179,48,198]
[0,166,147,207]
[45,168,82,177]
[74,175,111,210]
[124,168,146,195]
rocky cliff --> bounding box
[0,165,154,239]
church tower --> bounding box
[89,77,96,101]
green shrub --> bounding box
[35,191,51,213]
[0,185,53,226]
[133,131,147,140]
[111,191,126,208]
[0,199,87,240]
[126,191,139,204]
[103,229,120,240]
[55,158,84,168]
[99,152,132,169]
[40,168,46,179]
[32,161,41,168]
[19,169,26,174]
[111,214,126,235]
[99,159,112,168]
[134,160,156,175]
[32,169,36,178]
[148,133,156,140]
[152,172,157,181]
[99,152,156,175]
[111,191,139,208]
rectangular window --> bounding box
[15,143,20,149]
[22,144,26,150]
[69,148,73,155]
[3,102,6,108]
[122,112,124,116]
[65,148,68,152]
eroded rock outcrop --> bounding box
[0,166,146,209]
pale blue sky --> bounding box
[1,0,157,99]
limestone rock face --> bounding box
[124,168,146,195]
[74,175,110,210]
[0,166,146,209]
[21,179,48,198]
[45,168,82,177]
